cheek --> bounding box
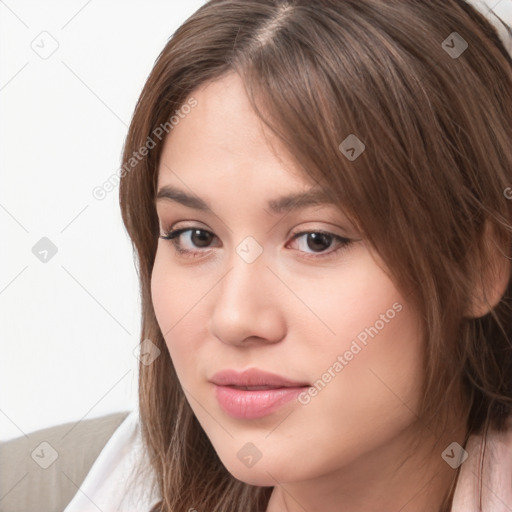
[295,288,424,466]
[288,255,425,446]
[285,248,408,357]
[325,298,424,416]
[151,251,177,334]
[150,249,211,377]
[151,252,186,358]
[339,261,424,398]
[151,247,204,332]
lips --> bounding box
[230,385,281,390]
[209,368,310,388]
[209,368,310,419]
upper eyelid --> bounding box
[158,216,353,232]
[160,225,343,235]
[156,203,359,229]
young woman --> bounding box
[64,0,512,511]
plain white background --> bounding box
[1,0,511,442]
[0,0,206,441]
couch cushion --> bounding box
[0,411,130,512]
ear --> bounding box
[465,219,511,319]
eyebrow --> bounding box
[155,185,336,214]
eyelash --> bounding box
[159,227,352,260]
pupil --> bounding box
[307,233,332,252]
[192,229,212,247]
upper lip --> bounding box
[209,368,310,388]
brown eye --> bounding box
[305,233,333,252]
[160,227,219,252]
[288,230,352,259]
[189,229,214,247]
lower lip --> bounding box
[213,384,308,419]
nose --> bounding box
[208,251,287,347]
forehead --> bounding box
[156,72,318,197]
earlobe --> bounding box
[465,220,511,319]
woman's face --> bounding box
[151,72,425,487]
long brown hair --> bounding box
[119,1,512,510]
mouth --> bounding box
[209,368,310,388]
[209,369,310,419]
[228,385,292,391]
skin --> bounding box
[151,72,467,512]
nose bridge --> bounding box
[219,243,268,312]
[209,239,286,345]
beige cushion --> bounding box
[0,411,130,512]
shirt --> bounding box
[63,410,161,512]
[451,413,512,511]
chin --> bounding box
[228,468,276,487]
[218,452,303,487]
